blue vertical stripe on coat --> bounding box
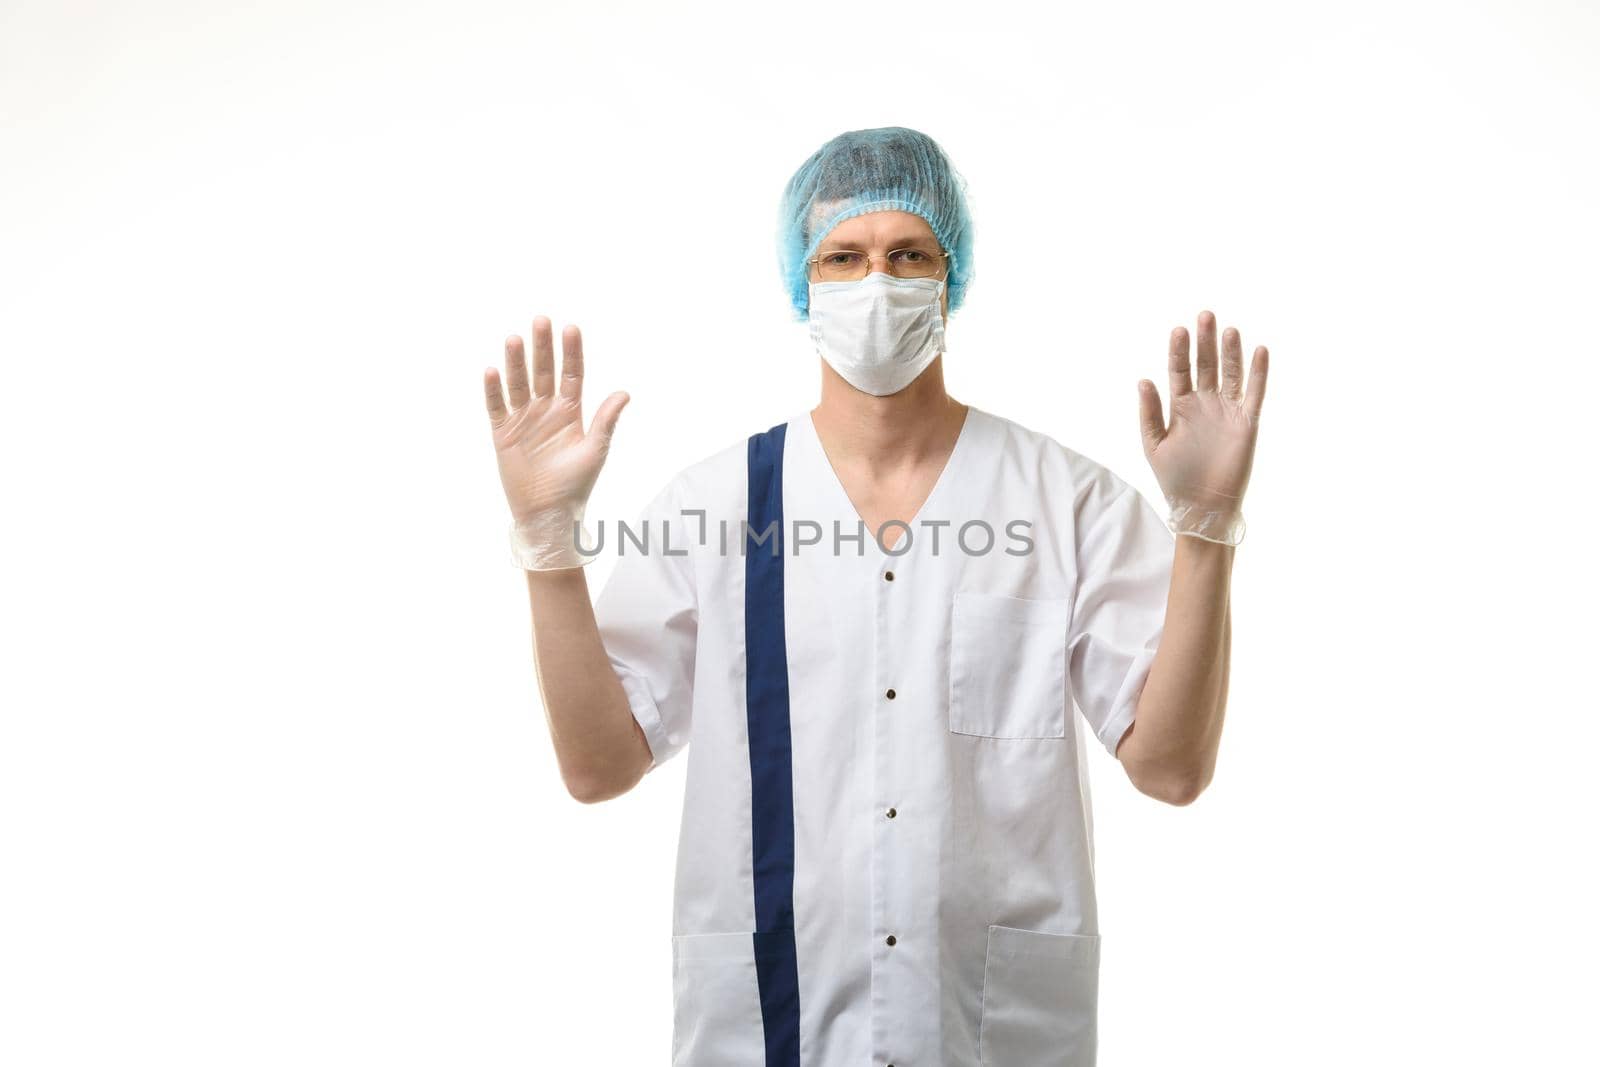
[745,423,801,1066]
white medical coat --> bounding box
[593,405,1175,1067]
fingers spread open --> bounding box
[530,316,555,398]
[1195,310,1218,393]
[504,334,530,409]
[1221,326,1245,401]
[1168,326,1193,399]
[560,324,585,401]
[484,367,508,424]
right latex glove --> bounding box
[1137,311,1269,547]
[484,317,629,570]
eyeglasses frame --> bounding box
[805,245,952,282]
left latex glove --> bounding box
[1137,310,1269,546]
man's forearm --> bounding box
[1117,537,1234,804]
[524,568,652,802]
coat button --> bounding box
[884,570,894,581]
[886,934,897,946]
[885,688,896,700]
[886,807,897,818]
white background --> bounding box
[3,0,1595,1063]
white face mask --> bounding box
[807,272,946,396]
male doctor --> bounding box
[481,127,1267,1066]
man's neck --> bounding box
[809,357,968,469]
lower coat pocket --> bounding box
[978,924,1101,1066]
[671,932,766,1066]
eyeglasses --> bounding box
[807,246,950,282]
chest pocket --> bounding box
[949,591,1072,739]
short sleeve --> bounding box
[1068,481,1174,758]
[592,478,698,772]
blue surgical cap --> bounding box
[777,126,975,323]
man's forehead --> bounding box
[813,210,938,249]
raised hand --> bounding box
[1137,310,1268,545]
[484,316,629,569]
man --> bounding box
[481,126,1267,1066]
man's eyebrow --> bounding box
[817,235,941,251]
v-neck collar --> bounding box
[789,403,987,563]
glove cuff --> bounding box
[509,503,599,571]
[1166,499,1246,546]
